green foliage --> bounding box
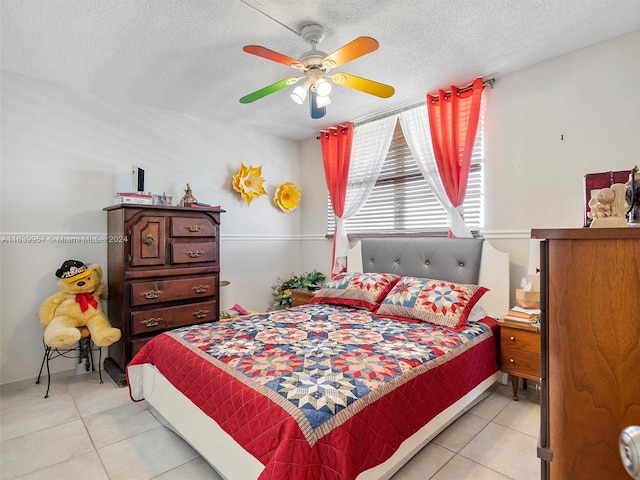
[270,270,326,309]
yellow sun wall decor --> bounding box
[232,163,267,205]
[274,182,302,212]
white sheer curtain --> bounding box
[332,115,398,273]
[399,106,472,237]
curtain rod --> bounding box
[353,77,494,128]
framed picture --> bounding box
[583,169,630,226]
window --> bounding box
[327,110,484,235]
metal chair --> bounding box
[36,326,103,398]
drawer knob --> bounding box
[141,289,163,299]
[186,225,203,232]
[192,285,211,294]
[143,233,155,245]
[141,317,162,327]
[187,250,204,258]
[510,336,516,341]
[510,358,515,363]
[192,309,210,319]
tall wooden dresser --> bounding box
[532,228,640,479]
[103,205,223,385]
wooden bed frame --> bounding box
[131,238,509,479]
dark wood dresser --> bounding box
[103,204,223,386]
[532,228,640,479]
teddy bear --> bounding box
[38,260,121,348]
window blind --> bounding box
[327,109,484,234]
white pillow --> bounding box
[467,303,488,323]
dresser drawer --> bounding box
[131,300,217,335]
[501,347,540,378]
[500,327,540,353]
[130,275,216,306]
[171,216,217,237]
[171,242,217,264]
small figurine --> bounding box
[589,183,629,228]
[180,183,198,206]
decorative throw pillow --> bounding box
[310,272,401,310]
[377,276,488,330]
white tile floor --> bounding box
[0,371,540,479]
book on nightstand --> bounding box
[502,306,541,325]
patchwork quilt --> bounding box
[128,303,498,480]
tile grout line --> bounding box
[67,376,112,480]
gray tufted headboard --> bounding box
[360,237,484,284]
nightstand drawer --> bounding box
[500,327,540,353]
[291,289,316,307]
[501,347,540,378]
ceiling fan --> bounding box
[239,24,395,119]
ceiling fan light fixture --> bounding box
[316,95,331,108]
[291,78,312,104]
[290,85,307,104]
[314,78,332,97]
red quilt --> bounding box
[128,304,498,480]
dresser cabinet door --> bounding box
[130,215,166,266]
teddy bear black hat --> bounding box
[55,259,91,283]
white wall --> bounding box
[1,72,303,384]
[483,29,640,289]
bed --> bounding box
[127,237,509,479]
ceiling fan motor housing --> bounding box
[301,24,325,46]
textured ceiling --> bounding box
[2,0,640,141]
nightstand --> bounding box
[290,288,316,307]
[498,319,541,400]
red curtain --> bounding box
[427,77,484,237]
[320,122,354,275]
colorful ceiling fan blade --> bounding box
[239,77,300,104]
[321,37,379,68]
[309,90,326,119]
[331,72,395,98]
[243,45,305,69]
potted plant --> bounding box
[270,270,326,310]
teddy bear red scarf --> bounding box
[75,292,98,312]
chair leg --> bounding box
[88,342,96,373]
[87,342,104,384]
[36,342,48,385]
[44,346,52,399]
[78,337,91,373]
[98,346,104,384]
